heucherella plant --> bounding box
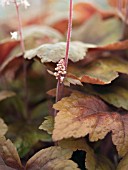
[1,0,128,170]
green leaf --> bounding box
[86,84,128,110]
[24,41,96,63]
[23,25,64,50]
[72,14,123,45]
[39,116,54,134]
[8,123,52,158]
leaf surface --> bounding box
[0,119,8,137]
[53,92,128,156]
[73,2,115,25]
[24,41,96,63]
[26,146,79,170]
[0,40,19,65]
[72,14,123,45]
[67,57,128,85]
[1,139,23,170]
[0,91,16,102]
[86,85,128,110]
[39,116,54,135]
[117,152,128,170]
[0,156,16,170]
[59,138,115,170]
[9,123,52,158]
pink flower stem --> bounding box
[55,0,73,115]
[64,0,73,70]
[118,0,122,13]
[14,0,28,119]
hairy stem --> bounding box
[14,1,28,119]
[55,0,73,115]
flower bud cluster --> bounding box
[54,59,67,83]
[0,0,30,9]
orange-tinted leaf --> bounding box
[47,87,73,97]
[74,2,115,25]
[59,138,115,170]
[53,92,128,156]
[0,40,19,65]
[0,26,63,74]
[67,57,128,85]
[108,0,127,8]
[26,146,79,170]
[44,12,69,34]
[93,39,128,51]
[74,2,100,25]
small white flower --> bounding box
[0,0,11,6]
[54,59,66,83]
[21,0,30,9]
[0,0,30,9]
[10,31,18,40]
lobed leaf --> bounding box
[24,41,96,63]
[59,138,115,170]
[67,57,128,85]
[39,116,54,135]
[1,139,23,170]
[86,85,128,110]
[53,92,128,156]
[26,146,79,170]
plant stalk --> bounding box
[55,0,73,115]
[14,0,28,119]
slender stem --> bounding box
[55,0,73,115]
[14,1,25,53]
[14,0,28,119]
[55,79,61,103]
[64,0,73,69]
[118,0,122,13]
